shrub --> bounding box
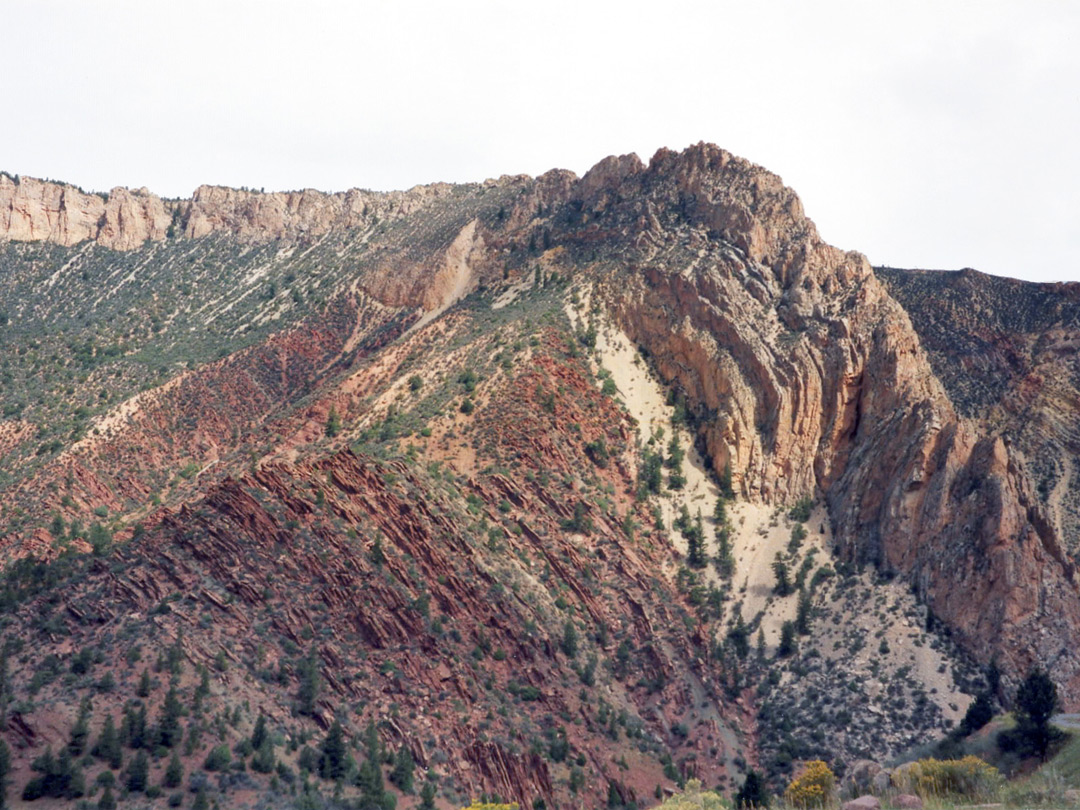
[788,497,813,523]
[203,744,232,772]
[784,760,834,808]
[893,756,1003,801]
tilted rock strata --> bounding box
[539,143,1080,704]
[2,143,1080,713]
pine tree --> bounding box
[419,780,437,810]
[719,462,735,500]
[728,615,750,660]
[325,406,341,438]
[122,703,148,750]
[97,784,116,810]
[319,720,348,781]
[163,751,183,788]
[136,669,151,698]
[795,589,812,635]
[714,525,734,578]
[251,713,268,750]
[778,621,797,658]
[561,619,578,658]
[0,738,9,810]
[68,696,92,756]
[252,735,276,773]
[126,750,149,793]
[1016,667,1059,760]
[686,510,707,568]
[167,630,184,676]
[735,768,768,808]
[772,555,792,597]
[390,744,414,793]
[0,649,9,730]
[157,685,183,748]
[92,713,123,769]
[713,497,727,525]
[298,648,321,716]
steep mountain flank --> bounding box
[0,145,1078,807]
[878,267,1080,562]
[508,144,1080,705]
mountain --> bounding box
[0,144,1075,808]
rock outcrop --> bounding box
[0,171,476,249]
[529,142,1080,704]
[0,173,170,249]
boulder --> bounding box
[893,795,923,810]
[845,760,884,795]
[843,797,881,810]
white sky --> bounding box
[6,0,1079,282]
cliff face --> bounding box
[521,143,1080,703]
[0,174,171,249]
[0,171,479,250]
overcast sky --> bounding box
[6,1,1078,282]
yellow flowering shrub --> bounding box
[784,760,835,808]
[460,802,519,810]
[894,756,1002,800]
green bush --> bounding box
[204,744,232,772]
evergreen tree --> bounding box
[772,555,792,597]
[959,691,994,736]
[319,720,348,781]
[126,750,149,793]
[68,696,92,756]
[157,685,183,748]
[735,768,769,808]
[326,406,341,438]
[193,666,210,713]
[136,669,151,698]
[355,719,387,809]
[727,615,750,660]
[390,744,414,793]
[714,525,734,578]
[718,462,735,500]
[163,751,183,788]
[251,713,268,750]
[713,497,727,525]
[0,738,9,810]
[561,619,578,658]
[252,735,276,774]
[297,647,321,716]
[128,704,148,750]
[1015,667,1059,760]
[364,719,381,764]
[665,435,684,470]
[0,649,10,731]
[778,621,797,658]
[686,510,707,568]
[22,747,85,800]
[97,784,116,810]
[795,589,812,635]
[92,713,123,769]
[419,780,437,810]
[193,788,210,810]
[167,630,184,677]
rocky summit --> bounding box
[0,144,1077,808]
